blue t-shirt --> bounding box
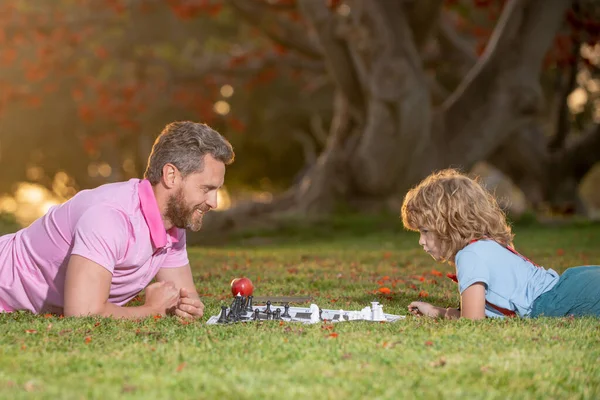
[455,240,559,318]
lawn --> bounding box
[0,216,599,399]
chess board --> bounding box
[206,302,405,325]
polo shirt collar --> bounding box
[138,179,179,249]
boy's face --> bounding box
[418,229,442,261]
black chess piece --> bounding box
[217,306,228,323]
[274,308,282,320]
[229,297,237,310]
[253,308,260,321]
[226,307,236,322]
[265,300,272,313]
[266,309,273,320]
[228,296,242,322]
[245,295,254,313]
[282,304,291,318]
[235,295,244,319]
[226,298,236,322]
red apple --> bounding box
[230,277,254,297]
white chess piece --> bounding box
[360,306,371,320]
[371,302,385,321]
[309,304,320,323]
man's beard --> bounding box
[165,187,207,232]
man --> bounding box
[0,121,234,319]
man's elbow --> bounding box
[63,302,107,317]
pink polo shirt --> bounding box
[0,179,189,314]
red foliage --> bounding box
[229,117,246,133]
[327,0,343,10]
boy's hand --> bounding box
[408,301,440,318]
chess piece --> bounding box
[309,304,320,323]
[319,308,323,321]
[265,300,272,313]
[274,308,282,320]
[371,301,385,321]
[246,295,254,313]
[282,304,291,318]
[226,298,237,322]
[217,306,228,323]
[266,309,273,320]
[253,308,260,321]
[229,296,243,321]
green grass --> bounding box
[1,218,600,399]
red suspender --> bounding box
[448,239,541,317]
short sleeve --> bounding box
[160,228,189,268]
[70,205,132,274]
[456,250,490,294]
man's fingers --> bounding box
[174,308,194,319]
[177,302,204,317]
[179,297,202,307]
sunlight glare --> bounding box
[216,187,231,211]
[214,101,231,116]
[567,87,588,114]
[220,84,234,98]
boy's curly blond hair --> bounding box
[401,169,514,263]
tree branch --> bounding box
[226,0,323,59]
[441,0,571,167]
[437,15,477,73]
[405,0,445,50]
[548,39,581,151]
[297,0,365,112]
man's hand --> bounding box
[144,281,180,316]
[174,288,204,319]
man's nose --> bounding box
[206,191,218,209]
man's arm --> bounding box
[155,265,204,318]
[155,264,199,298]
[64,255,179,318]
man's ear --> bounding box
[161,163,180,189]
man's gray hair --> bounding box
[144,121,234,184]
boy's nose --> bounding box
[418,234,425,246]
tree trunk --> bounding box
[195,0,585,239]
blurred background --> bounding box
[0,0,599,238]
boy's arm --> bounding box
[63,255,179,318]
[460,282,486,320]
